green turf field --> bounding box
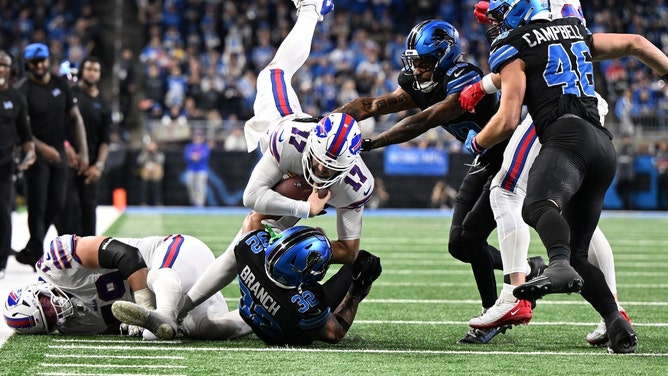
[1,210,667,375]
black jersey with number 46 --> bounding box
[489,17,610,139]
[234,229,331,346]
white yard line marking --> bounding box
[46,345,668,357]
[45,353,185,359]
[38,374,184,376]
[40,363,186,369]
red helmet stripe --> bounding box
[326,115,354,159]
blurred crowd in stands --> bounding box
[2,0,668,208]
[2,0,668,143]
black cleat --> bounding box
[513,260,583,301]
[456,324,512,344]
[526,256,547,281]
[606,315,638,354]
[14,249,39,272]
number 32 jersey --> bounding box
[235,229,330,345]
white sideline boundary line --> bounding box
[0,206,122,348]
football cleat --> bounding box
[14,249,40,272]
[112,301,176,340]
[468,298,532,329]
[526,256,547,281]
[587,309,632,347]
[457,324,512,344]
[606,312,637,354]
[513,260,583,301]
[294,0,334,21]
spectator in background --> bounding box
[14,43,88,271]
[139,63,166,120]
[183,131,210,207]
[137,141,164,206]
[118,48,137,129]
[616,134,636,210]
[654,139,668,210]
[615,89,635,136]
[223,126,246,152]
[55,56,111,236]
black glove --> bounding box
[361,139,372,152]
[349,250,382,297]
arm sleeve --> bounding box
[242,153,311,219]
[337,206,364,240]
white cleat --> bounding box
[468,298,532,329]
[112,301,176,340]
[294,0,334,21]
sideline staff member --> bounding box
[14,43,88,269]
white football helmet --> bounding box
[301,113,362,188]
[3,282,73,334]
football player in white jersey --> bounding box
[3,234,251,340]
[177,0,374,320]
[458,0,660,345]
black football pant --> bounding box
[23,153,68,257]
[449,161,503,309]
[522,117,618,318]
[55,168,99,236]
[0,157,13,270]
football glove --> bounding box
[459,81,486,114]
[361,138,372,152]
[464,129,486,155]
[474,1,491,24]
[349,250,382,298]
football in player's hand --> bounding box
[273,175,312,201]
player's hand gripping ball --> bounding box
[273,175,313,201]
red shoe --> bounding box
[468,298,532,329]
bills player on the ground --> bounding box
[3,234,251,340]
[178,0,374,320]
[460,0,667,346]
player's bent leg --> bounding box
[147,267,183,320]
[183,307,252,340]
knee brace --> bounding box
[98,238,147,279]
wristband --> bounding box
[472,137,485,154]
[481,74,500,94]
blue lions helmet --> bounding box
[401,20,462,93]
[487,0,551,32]
[265,226,332,288]
[302,113,361,189]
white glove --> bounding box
[119,323,144,337]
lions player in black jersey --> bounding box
[234,225,381,345]
[336,19,544,344]
[466,0,668,354]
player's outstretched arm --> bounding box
[591,33,668,78]
[333,87,416,122]
[366,93,464,150]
